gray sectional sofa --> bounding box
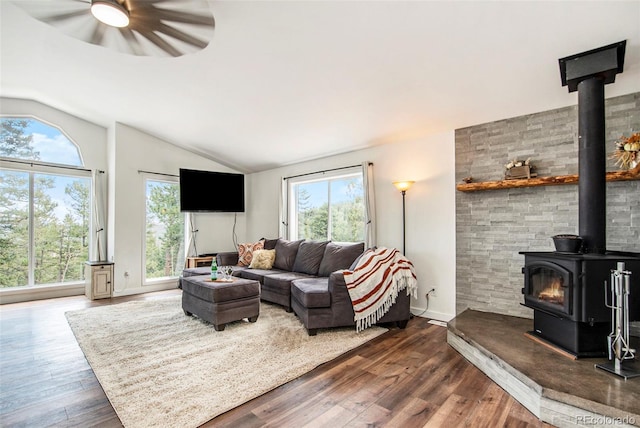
[181,238,411,335]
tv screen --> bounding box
[179,169,245,212]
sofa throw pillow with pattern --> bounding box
[237,240,264,266]
[249,249,276,269]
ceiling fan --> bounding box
[14,0,215,57]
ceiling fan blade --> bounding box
[134,8,215,27]
[120,28,146,56]
[136,29,182,57]
[33,9,88,24]
[145,22,209,49]
[88,22,107,46]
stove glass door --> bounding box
[525,261,572,317]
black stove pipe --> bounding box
[559,40,626,254]
[578,77,606,254]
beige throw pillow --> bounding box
[249,249,276,270]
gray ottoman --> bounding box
[181,275,260,331]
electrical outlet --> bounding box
[427,287,436,298]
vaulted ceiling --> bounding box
[2,1,639,173]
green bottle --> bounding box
[210,258,218,280]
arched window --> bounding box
[1,117,83,166]
[1,117,91,290]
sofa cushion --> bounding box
[262,272,310,290]
[261,238,279,250]
[237,240,264,266]
[263,272,314,294]
[238,268,286,283]
[249,249,276,269]
[318,242,365,277]
[217,251,239,266]
[292,240,329,275]
[291,278,331,308]
[273,239,303,271]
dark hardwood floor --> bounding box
[0,290,551,427]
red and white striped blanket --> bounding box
[343,247,417,332]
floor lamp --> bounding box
[393,180,415,255]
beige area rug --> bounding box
[65,296,386,428]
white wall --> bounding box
[110,123,244,296]
[246,131,457,321]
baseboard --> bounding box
[112,281,179,297]
[410,306,454,322]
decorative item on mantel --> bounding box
[504,158,537,180]
[611,132,639,170]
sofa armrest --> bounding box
[330,269,411,325]
[217,252,239,266]
[328,270,351,300]
[328,270,357,326]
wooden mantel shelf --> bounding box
[456,164,640,192]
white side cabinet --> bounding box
[85,261,114,300]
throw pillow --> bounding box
[237,240,265,266]
[249,249,276,270]
[261,238,279,250]
[292,240,329,275]
[273,238,304,271]
[317,242,365,277]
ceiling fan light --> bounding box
[91,0,130,28]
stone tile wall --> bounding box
[455,92,640,318]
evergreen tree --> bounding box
[0,119,38,287]
[0,119,39,159]
[0,170,29,286]
[146,182,184,278]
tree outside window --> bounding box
[145,179,185,280]
[291,172,364,243]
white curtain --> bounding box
[91,169,108,261]
[362,161,377,249]
[278,177,289,239]
[185,212,198,259]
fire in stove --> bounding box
[538,278,564,305]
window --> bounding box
[0,117,90,289]
[144,178,185,282]
[289,168,365,242]
[1,117,83,166]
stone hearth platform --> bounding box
[447,310,640,427]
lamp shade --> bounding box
[393,181,415,192]
[91,0,130,27]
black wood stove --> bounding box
[521,41,640,358]
[521,251,640,357]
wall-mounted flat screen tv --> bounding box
[179,168,245,212]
